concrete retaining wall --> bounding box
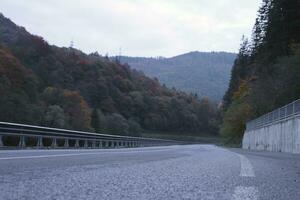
[242,115,300,153]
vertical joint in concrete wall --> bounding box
[52,138,57,148]
[64,138,69,148]
[84,140,88,148]
[293,102,295,113]
[75,139,79,148]
[37,137,43,148]
[19,136,26,148]
[0,135,3,147]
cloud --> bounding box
[0,0,261,57]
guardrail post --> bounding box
[64,139,69,148]
[37,137,43,148]
[19,136,26,148]
[0,135,3,147]
[99,140,102,148]
[105,140,109,148]
[92,140,96,148]
[74,139,79,148]
[52,138,57,148]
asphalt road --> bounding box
[0,145,299,200]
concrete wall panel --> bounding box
[242,115,300,154]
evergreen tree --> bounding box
[222,0,300,144]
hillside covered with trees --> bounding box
[0,14,219,137]
[119,52,236,101]
[221,0,300,144]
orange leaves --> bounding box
[0,48,35,88]
[233,79,251,101]
[42,87,92,131]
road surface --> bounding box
[0,145,299,200]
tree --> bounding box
[105,113,129,135]
[128,119,142,136]
[62,90,92,131]
[0,13,222,138]
[221,81,252,144]
[223,36,251,110]
[91,109,106,133]
[41,87,92,131]
[44,105,66,128]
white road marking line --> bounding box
[0,153,102,160]
[0,149,169,160]
[232,186,258,200]
[237,154,255,177]
[218,148,255,177]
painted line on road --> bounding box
[237,154,255,177]
[232,186,258,200]
[0,149,171,160]
[219,148,255,177]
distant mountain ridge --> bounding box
[0,13,220,136]
[119,51,236,101]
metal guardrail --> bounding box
[246,99,300,131]
[0,122,179,149]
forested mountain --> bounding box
[119,52,236,101]
[0,13,219,136]
[221,0,300,144]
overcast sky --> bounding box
[0,0,261,57]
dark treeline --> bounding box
[0,14,219,137]
[221,0,300,144]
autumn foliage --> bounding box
[0,13,219,136]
